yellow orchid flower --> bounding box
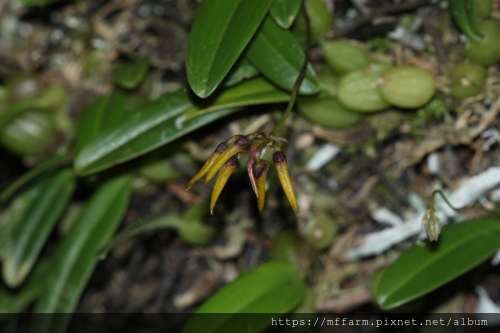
[186,133,298,214]
[204,136,250,184]
[251,160,270,213]
[210,156,239,215]
[186,142,228,190]
[273,151,298,213]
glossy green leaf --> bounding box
[450,0,482,41]
[270,0,302,28]
[0,154,73,203]
[187,0,274,98]
[113,58,150,89]
[0,183,40,259]
[0,260,50,313]
[185,77,290,117]
[373,218,500,310]
[34,175,130,333]
[74,78,290,175]
[102,213,182,255]
[224,59,259,87]
[183,261,305,333]
[75,91,128,154]
[2,169,75,288]
[246,16,319,95]
[102,200,211,254]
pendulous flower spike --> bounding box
[252,160,270,213]
[204,136,250,184]
[186,142,228,190]
[210,156,239,214]
[273,151,298,213]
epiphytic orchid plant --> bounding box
[185,0,314,214]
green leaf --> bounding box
[112,58,150,89]
[373,218,500,310]
[2,169,75,288]
[0,185,40,259]
[0,260,50,313]
[450,0,482,41]
[75,91,128,154]
[34,175,131,333]
[224,59,259,87]
[270,0,302,28]
[187,0,274,98]
[183,261,305,333]
[246,16,319,95]
[0,154,73,203]
[74,78,290,175]
[186,77,290,117]
[102,213,182,256]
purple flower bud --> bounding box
[226,155,240,167]
[214,142,228,154]
[273,151,287,164]
[234,136,251,150]
[252,161,270,179]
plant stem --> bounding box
[270,0,311,136]
[430,190,464,213]
[429,189,499,219]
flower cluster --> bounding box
[186,132,298,214]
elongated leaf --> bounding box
[373,218,500,310]
[0,260,50,313]
[0,184,40,259]
[2,169,75,287]
[224,59,259,87]
[75,91,128,154]
[113,58,150,89]
[34,175,131,333]
[246,16,319,95]
[103,199,210,254]
[74,78,290,175]
[102,213,182,255]
[450,0,482,41]
[187,0,274,98]
[270,0,302,28]
[0,154,73,203]
[185,77,290,117]
[183,261,305,333]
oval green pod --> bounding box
[321,40,370,75]
[379,66,435,108]
[299,96,362,128]
[300,212,337,250]
[338,68,391,113]
[476,0,493,18]
[464,20,500,66]
[450,62,487,99]
[0,110,55,155]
